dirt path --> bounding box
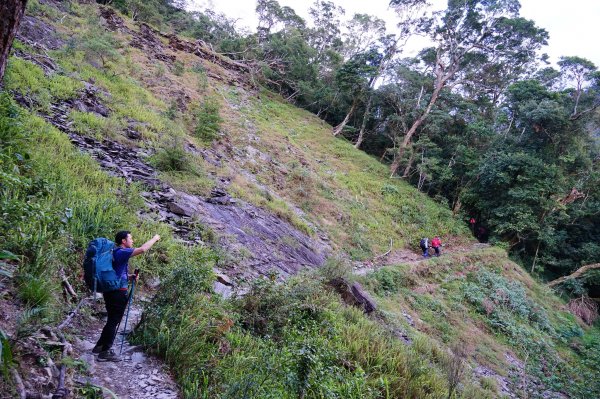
[354,242,490,275]
[71,299,180,399]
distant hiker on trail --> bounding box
[476,226,488,243]
[93,231,160,362]
[420,237,430,258]
[431,236,442,257]
[469,217,476,234]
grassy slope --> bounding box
[216,87,469,258]
[1,2,599,398]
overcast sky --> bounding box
[188,0,600,68]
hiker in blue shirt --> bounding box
[420,237,430,258]
[93,230,160,362]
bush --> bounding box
[368,267,412,296]
[194,98,222,142]
[69,17,122,69]
[150,142,192,172]
[17,273,53,308]
[173,61,185,76]
[236,276,332,338]
[463,269,553,333]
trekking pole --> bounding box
[119,268,139,355]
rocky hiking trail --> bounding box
[71,300,179,399]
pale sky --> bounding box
[188,0,600,68]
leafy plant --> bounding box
[150,142,192,172]
[0,329,13,379]
[173,61,185,76]
[194,99,222,142]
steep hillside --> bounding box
[0,2,598,398]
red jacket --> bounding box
[431,238,441,247]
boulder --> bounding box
[329,277,377,314]
[168,192,201,216]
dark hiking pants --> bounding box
[96,289,128,351]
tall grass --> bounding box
[135,266,492,398]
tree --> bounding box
[256,0,303,43]
[332,49,381,136]
[388,0,548,176]
[341,13,387,60]
[333,0,429,143]
[307,1,345,71]
[0,0,28,83]
[353,36,399,148]
[558,56,599,118]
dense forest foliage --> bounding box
[109,0,600,294]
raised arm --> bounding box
[132,234,160,257]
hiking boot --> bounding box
[92,344,103,354]
[97,349,122,362]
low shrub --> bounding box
[194,98,222,142]
[4,57,82,110]
[17,273,54,309]
[150,142,193,172]
[463,269,553,334]
[368,267,412,296]
[137,268,472,398]
[173,60,185,76]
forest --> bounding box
[101,0,600,290]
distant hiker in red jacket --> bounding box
[431,236,442,257]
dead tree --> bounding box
[548,263,600,288]
[0,0,28,82]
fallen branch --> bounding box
[52,330,71,399]
[10,368,26,399]
[568,296,598,325]
[59,268,77,301]
[57,296,89,330]
[374,239,393,260]
[547,263,600,288]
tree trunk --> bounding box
[0,0,28,82]
[452,196,461,215]
[390,78,444,176]
[531,241,541,273]
[547,263,600,288]
[402,149,415,178]
[333,98,358,136]
[354,95,373,149]
[355,40,398,148]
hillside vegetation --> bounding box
[0,1,599,399]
